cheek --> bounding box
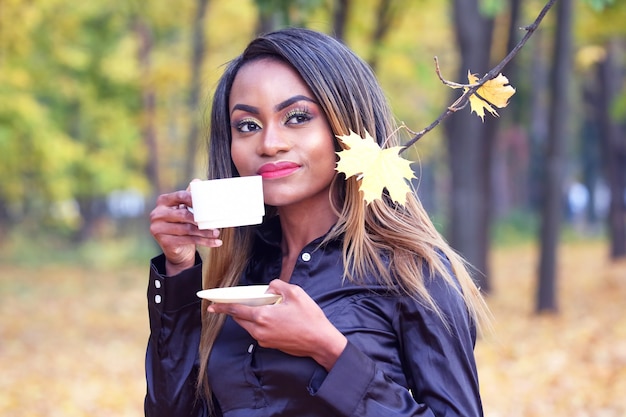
[230,142,249,175]
[316,138,339,170]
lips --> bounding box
[257,161,301,179]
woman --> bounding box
[146,28,490,417]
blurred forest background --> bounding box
[1,0,625,416]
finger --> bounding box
[151,214,219,237]
[267,279,303,299]
[150,211,222,251]
[208,302,254,318]
[210,304,276,333]
[186,178,203,192]
[159,234,223,251]
[155,190,193,209]
[150,202,196,225]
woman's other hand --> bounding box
[207,279,347,371]
[150,188,222,276]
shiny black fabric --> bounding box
[145,219,483,417]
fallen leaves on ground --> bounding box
[476,242,626,416]
[0,264,148,417]
[0,241,624,416]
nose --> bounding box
[257,124,291,156]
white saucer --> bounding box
[197,285,281,306]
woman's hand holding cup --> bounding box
[150,184,222,276]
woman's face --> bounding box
[229,59,337,209]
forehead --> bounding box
[236,57,297,79]
[229,59,312,102]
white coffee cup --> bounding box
[190,176,265,229]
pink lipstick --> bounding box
[257,161,300,179]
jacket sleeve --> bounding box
[307,276,483,417]
[144,253,213,417]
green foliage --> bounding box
[491,210,539,246]
[480,0,507,17]
[0,0,458,234]
[576,0,626,127]
[254,0,325,27]
[584,0,616,12]
[0,220,159,268]
[612,91,626,120]
[345,0,455,160]
[577,0,626,41]
[0,0,148,227]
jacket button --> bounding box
[155,294,162,304]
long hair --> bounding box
[197,27,490,405]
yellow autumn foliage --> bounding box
[335,131,415,205]
[466,72,516,121]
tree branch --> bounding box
[399,0,557,154]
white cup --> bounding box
[190,176,265,229]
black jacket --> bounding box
[145,219,483,416]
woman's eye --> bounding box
[285,110,312,125]
[236,120,261,133]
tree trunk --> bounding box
[528,29,550,212]
[597,38,626,259]
[74,196,107,243]
[368,0,397,73]
[536,0,573,313]
[488,0,522,217]
[504,0,522,117]
[135,19,161,196]
[0,196,10,240]
[445,0,494,293]
[580,72,602,227]
[254,0,283,35]
[183,0,210,184]
[332,0,349,42]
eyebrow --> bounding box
[275,95,316,111]
[230,95,317,116]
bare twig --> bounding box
[399,0,557,154]
[434,57,479,89]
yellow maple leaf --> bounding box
[335,131,415,205]
[466,71,516,121]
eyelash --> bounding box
[234,118,261,133]
[232,107,313,133]
[284,107,312,125]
